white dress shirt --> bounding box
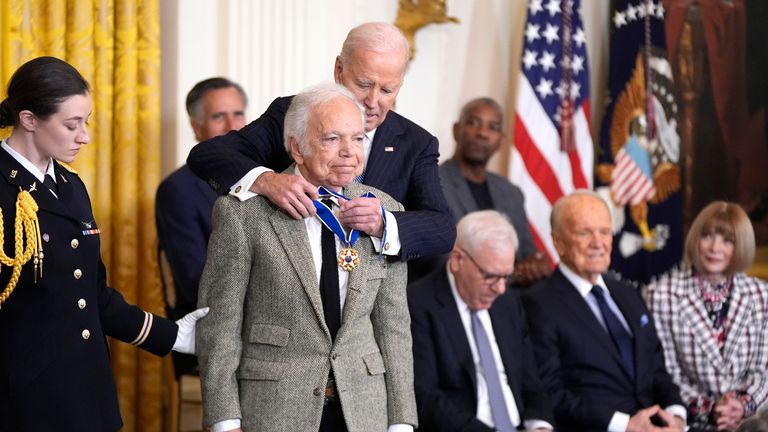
[557,263,687,432]
[212,185,411,432]
[446,268,553,431]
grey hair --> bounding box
[185,77,247,122]
[550,189,611,234]
[455,210,518,256]
[283,82,364,154]
[340,22,409,69]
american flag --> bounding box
[611,135,656,205]
[597,0,682,284]
[509,0,593,263]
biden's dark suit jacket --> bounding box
[187,96,455,261]
[197,182,417,431]
[522,268,683,432]
[408,268,554,431]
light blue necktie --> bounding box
[471,311,515,432]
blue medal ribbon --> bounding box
[313,186,388,259]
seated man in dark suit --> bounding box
[186,22,455,263]
[419,98,550,285]
[155,77,247,376]
[522,190,685,432]
[409,210,554,431]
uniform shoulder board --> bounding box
[55,160,79,175]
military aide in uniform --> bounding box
[0,56,208,431]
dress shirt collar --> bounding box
[361,128,376,168]
[1,139,56,182]
[365,128,377,143]
[558,262,608,299]
[446,264,473,315]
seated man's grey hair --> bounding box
[455,210,518,256]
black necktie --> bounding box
[319,199,341,341]
[591,286,635,378]
[43,174,58,196]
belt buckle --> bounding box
[323,377,336,406]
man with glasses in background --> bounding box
[407,210,554,431]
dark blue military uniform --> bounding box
[0,148,178,431]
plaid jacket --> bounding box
[647,268,768,418]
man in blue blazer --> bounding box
[409,210,554,431]
[522,190,685,432]
[155,77,247,376]
[187,22,454,262]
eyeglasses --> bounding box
[459,248,514,285]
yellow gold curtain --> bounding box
[0,1,164,430]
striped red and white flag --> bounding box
[509,0,593,263]
[611,136,656,205]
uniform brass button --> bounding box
[313,387,322,396]
[82,329,91,340]
[73,269,82,279]
[71,239,79,249]
[235,185,242,193]
[42,233,50,242]
[78,298,86,309]
[383,242,390,251]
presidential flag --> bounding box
[510,0,593,263]
[595,0,682,284]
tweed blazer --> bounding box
[196,181,417,431]
[647,268,768,414]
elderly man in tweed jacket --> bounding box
[196,83,417,432]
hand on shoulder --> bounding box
[252,171,317,219]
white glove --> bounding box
[172,307,209,354]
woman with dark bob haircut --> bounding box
[0,56,207,431]
[648,201,768,432]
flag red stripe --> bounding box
[513,113,565,205]
[567,149,588,189]
[568,99,591,189]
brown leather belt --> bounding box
[324,378,337,405]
